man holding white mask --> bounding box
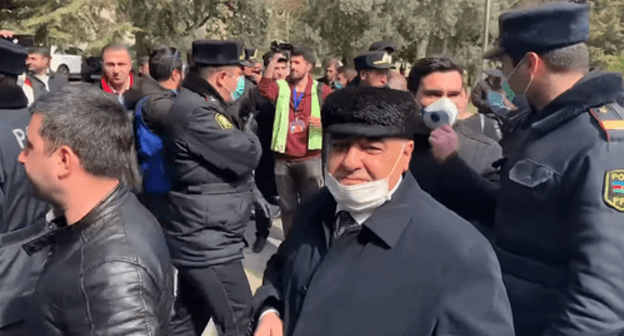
[249,86,515,336]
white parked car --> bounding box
[50,46,82,77]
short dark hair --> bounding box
[291,45,316,65]
[27,47,50,58]
[101,43,131,59]
[407,56,464,94]
[32,84,141,189]
[149,45,182,82]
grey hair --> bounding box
[541,42,589,73]
[31,84,141,189]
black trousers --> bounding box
[177,260,252,336]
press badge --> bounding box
[290,119,306,134]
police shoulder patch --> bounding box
[215,113,233,130]
[604,169,624,212]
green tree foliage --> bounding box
[1,0,268,56]
[1,0,136,54]
[288,0,515,84]
[588,0,624,74]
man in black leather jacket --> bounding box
[19,84,174,335]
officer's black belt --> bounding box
[177,182,252,195]
[0,220,47,247]
[494,245,567,288]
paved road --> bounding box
[203,217,284,336]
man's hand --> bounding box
[254,312,284,336]
[0,30,14,38]
[429,124,459,162]
[309,116,321,128]
[263,52,286,80]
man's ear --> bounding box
[56,145,78,180]
[401,140,415,172]
[526,52,541,76]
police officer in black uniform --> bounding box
[352,50,393,88]
[0,39,48,335]
[165,40,262,336]
[432,3,624,335]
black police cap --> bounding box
[244,47,257,62]
[354,51,393,72]
[0,39,27,76]
[322,86,418,139]
[192,40,252,67]
[485,2,590,59]
[369,40,397,55]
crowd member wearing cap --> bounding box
[19,84,173,335]
[250,86,515,336]
[259,45,332,238]
[123,45,183,229]
[21,46,68,104]
[433,2,624,335]
[369,40,397,54]
[165,40,262,335]
[98,43,134,104]
[353,50,393,87]
[0,38,49,336]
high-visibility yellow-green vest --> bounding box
[271,79,322,153]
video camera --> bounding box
[270,41,294,58]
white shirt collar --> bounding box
[336,175,403,225]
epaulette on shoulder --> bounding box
[589,102,624,142]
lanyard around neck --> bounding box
[292,88,305,110]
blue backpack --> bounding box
[134,96,171,194]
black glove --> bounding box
[242,111,258,133]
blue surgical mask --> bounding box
[232,76,245,101]
[503,55,533,102]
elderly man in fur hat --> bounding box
[249,86,515,336]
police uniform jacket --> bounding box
[22,185,174,335]
[252,172,515,336]
[0,82,49,331]
[165,72,262,267]
[492,70,624,336]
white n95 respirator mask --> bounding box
[421,97,458,129]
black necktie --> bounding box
[334,210,360,239]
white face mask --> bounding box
[421,97,459,129]
[324,143,406,213]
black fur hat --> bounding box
[322,86,419,139]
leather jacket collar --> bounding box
[23,184,124,255]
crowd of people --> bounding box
[1,1,624,336]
